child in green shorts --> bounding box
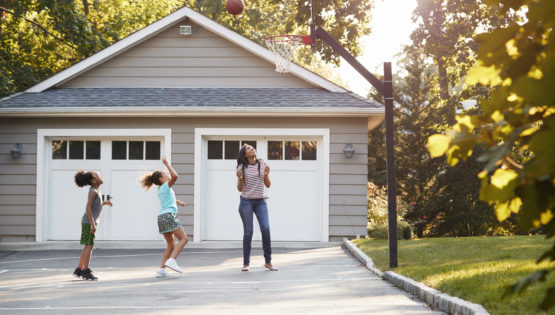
[73,170,112,280]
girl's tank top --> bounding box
[81,187,103,224]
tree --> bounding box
[426,143,518,236]
[1,0,375,98]
[427,0,555,309]
[367,47,446,237]
[411,0,511,102]
[0,0,185,98]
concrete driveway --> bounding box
[0,243,442,314]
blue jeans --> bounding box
[238,196,272,266]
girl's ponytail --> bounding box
[140,170,163,190]
[74,170,94,187]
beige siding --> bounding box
[63,21,314,88]
[0,129,37,242]
[0,117,368,242]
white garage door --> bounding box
[202,137,322,241]
[47,138,164,241]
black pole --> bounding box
[310,26,397,267]
[384,62,397,268]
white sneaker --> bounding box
[164,258,184,273]
[156,268,170,278]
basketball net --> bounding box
[264,35,311,73]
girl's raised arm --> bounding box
[162,155,178,187]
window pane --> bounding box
[225,141,240,160]
[145,141,161,160]
[302,141,317,160]
[86,141,101,160]
[129,141,144,160]
[69,141,84,160]
[208,141,223,159]
[268,141,283,160]
[285,141,300,160]
[52,141,67,159]
[112,141,127,160]
[241,141,257,150]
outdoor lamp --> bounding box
[10,142,22,159]
[343,143,355,159]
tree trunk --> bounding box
[436,57,450,100]
[82,0,89,15]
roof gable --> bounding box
[26,7,345,93]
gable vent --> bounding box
[179,25,192,36]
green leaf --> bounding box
[466,63,502,86]
[502,270,548,298]
[536,244,555,263]
[491,169,519,189]
[477,142,511,172]
[427,134,450,158]
[539,287,555,310]
[495,200,512,221]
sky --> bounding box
[337,0,418,97]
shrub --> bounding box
[399,221,412,240]
[368,220,412,240]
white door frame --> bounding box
[194,128,330,242]
[36,128,172,242]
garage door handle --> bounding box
[103,194,113,201]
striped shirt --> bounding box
[238,159,267,199]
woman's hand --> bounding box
[162,155,168,165]
[102,200,112,207]
[264,165,270,176]
[176,200,187,207]
[90,224,97,234]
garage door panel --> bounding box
[203,169,243,240]
[46,137,165,241]
[48,170,90,240]
[202,136,322,242]
[267,161,318,171]
[109,170,161,240]
[267,170,320,241]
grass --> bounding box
[353,235,555,315]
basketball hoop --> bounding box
[264,35,311,73]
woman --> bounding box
[236,144,278,272]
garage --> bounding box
[38,129,171,241]
[196,128,330,242]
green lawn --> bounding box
[353,236,555,315]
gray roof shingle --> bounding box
[0,88,380,109]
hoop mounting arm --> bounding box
[312,27,384,94]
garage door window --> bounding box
[52,140,101,160]
[208,140,257,160]
[302,141,317,160]
[268,141,317,161]
[112,141,160,160]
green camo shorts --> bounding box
[80,223,95,245]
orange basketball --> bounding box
[226,0,244,15]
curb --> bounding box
[343,238,489,315]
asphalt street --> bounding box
[0,245,443,314]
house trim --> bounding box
[25,7,345,93]
[193,128,330,242]
[35,128,172,242]
[0,106,383,117]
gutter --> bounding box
[0,106,384,117]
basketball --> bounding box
[226,0,244,15]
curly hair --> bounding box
[139,170,164,190]
[74,170,95,187]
